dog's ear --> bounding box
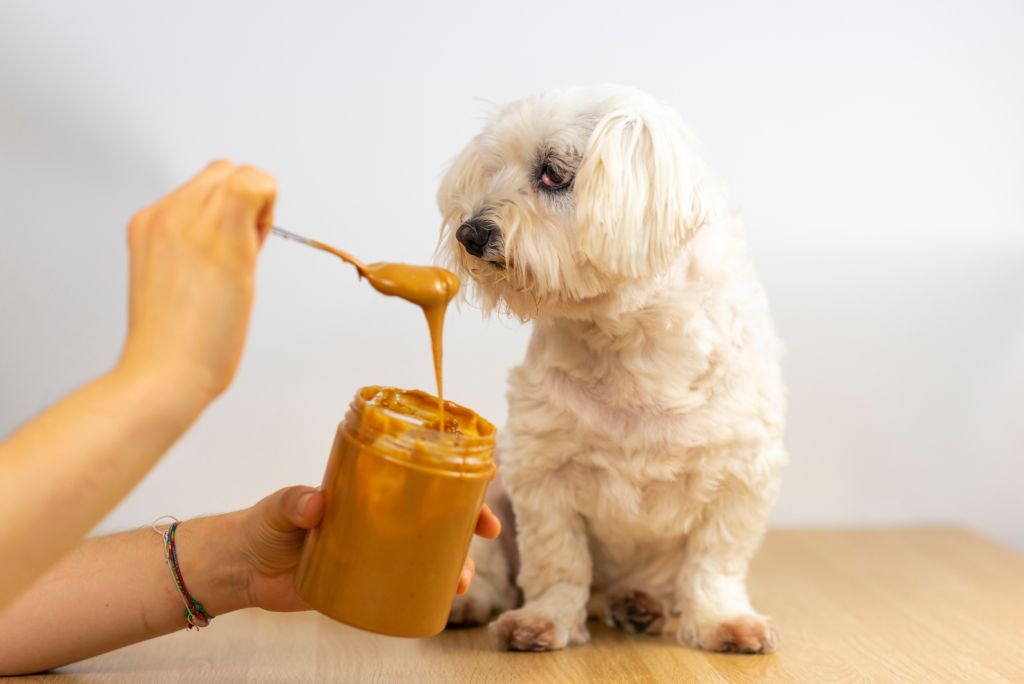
[574,106,708,278]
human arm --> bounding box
[0,161,277,610]
[0,487,501,675]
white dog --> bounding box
[438,85,786,654]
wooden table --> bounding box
[15,528,1024,683]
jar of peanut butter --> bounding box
[295,386,496,637]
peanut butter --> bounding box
[295,387,496,637]
[305,239,460,413]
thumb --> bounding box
[260,485,324,533]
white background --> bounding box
[2,1,1022,550]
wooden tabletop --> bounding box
[15,528,1024,683]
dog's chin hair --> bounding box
[440,238,661,323]
[453,255,658,324]
[454,254,546,321]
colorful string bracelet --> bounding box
[152,516,214,630]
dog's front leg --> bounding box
[490,478,591,651]
[674,488,778,654]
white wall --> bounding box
[2,1,1022,549]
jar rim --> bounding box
[343,386,496,473]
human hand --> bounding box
[117,161,277,407]
[226,486,500,613]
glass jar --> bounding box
[295,386,496,637]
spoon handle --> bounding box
[271,226,319,248]
[270,225,369,274]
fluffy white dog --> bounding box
[438,85,786,654]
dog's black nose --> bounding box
[456,218,499,258]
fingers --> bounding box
[474,503,501,539]
[294,488,325,528]
[456,556,476,595]
[460,504,498,594]
[257,485,324,533]
[169,159,236,203]
[217,164,277,243]
[168,160,277,244]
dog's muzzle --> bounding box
[456,218,501,259]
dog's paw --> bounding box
[492,609,563,651]
[491,608,588,651]
[606,589,667,636]
[679,614,778,654]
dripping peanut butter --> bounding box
[304,238,460,414]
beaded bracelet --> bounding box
[152,516,214,630]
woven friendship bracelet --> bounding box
[152,516,214,630]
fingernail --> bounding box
[297,492,314,516]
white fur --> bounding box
[439,85,786,653]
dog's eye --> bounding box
[538,163,572,191]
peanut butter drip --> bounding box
[308,240,460,417]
